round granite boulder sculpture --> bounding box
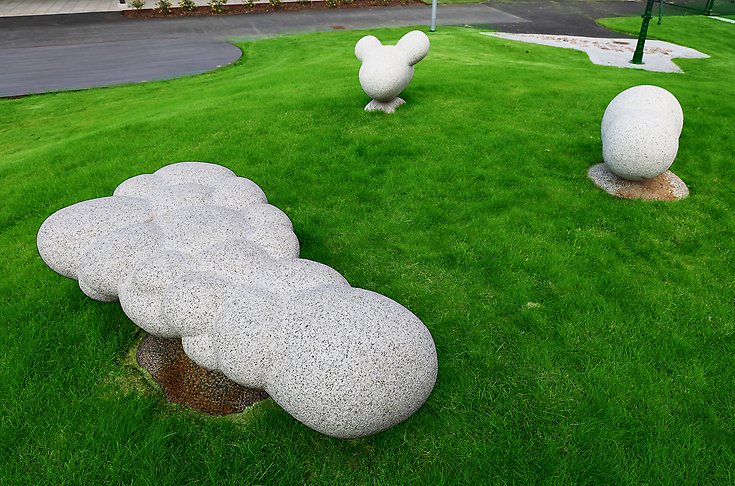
[37,162,438,439]
[601,85,683,181]
[355,30,430,113]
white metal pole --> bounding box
[430,0,437,32]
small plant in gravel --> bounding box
[268,0,283,8]
[209,0,226,12]
[130,0,145,9]
[178,0,196,11]
[325,0,339,7]
[297,0,311,5]
[155,0,172,13]
[243,0,255,6]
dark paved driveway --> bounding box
[0,6,525,48]
[484,0,707,37]
[0,5,526,97]
[0,1,705,98]
[0,39,242,97]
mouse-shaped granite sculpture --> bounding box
[355,30,430,113]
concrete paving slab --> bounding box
[710,15,735,23]
[485,32,709,73]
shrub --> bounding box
[325,0,339,7]
[268,0,283,8]
[244,0,255,6]
[178,0,196,11]
[209,0,226,12]
[155,0,172,13]
[130,0,145,9]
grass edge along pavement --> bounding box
[1,17,734,485]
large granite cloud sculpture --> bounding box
[355,30,430,113]
[37,162,438,439]
[589,85,689,200]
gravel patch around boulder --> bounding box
[588,163,689,201]
[484,33,708,73]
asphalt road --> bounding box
[0,5,528,97]
[485,0,705,36]
[0,39,243,97]
[0,1,699,98]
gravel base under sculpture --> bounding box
[588,163,689,201]
[365,97,405,114]
[137,334,268,415]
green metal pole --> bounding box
[631,0,656,65]
[705,0,715,15]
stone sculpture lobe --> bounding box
[268,287,438,438]
[355,30,430,113]
[37,161,438,439]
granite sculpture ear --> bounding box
[395,30,431,66]
[355,30,430,113]
[37,162,438,439]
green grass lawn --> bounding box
[1,15,734,484]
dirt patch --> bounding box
[123,0,424,19]
[587,163,689,201]
[616,174,677,200]
[137,334,268,415]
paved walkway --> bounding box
[0,39,242,97]
[0,4,528,97]
[0,5,526,47]
[487,0,704,36]
[0,0,316,17]
[0,0,124,17]
[0,1,699,98]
